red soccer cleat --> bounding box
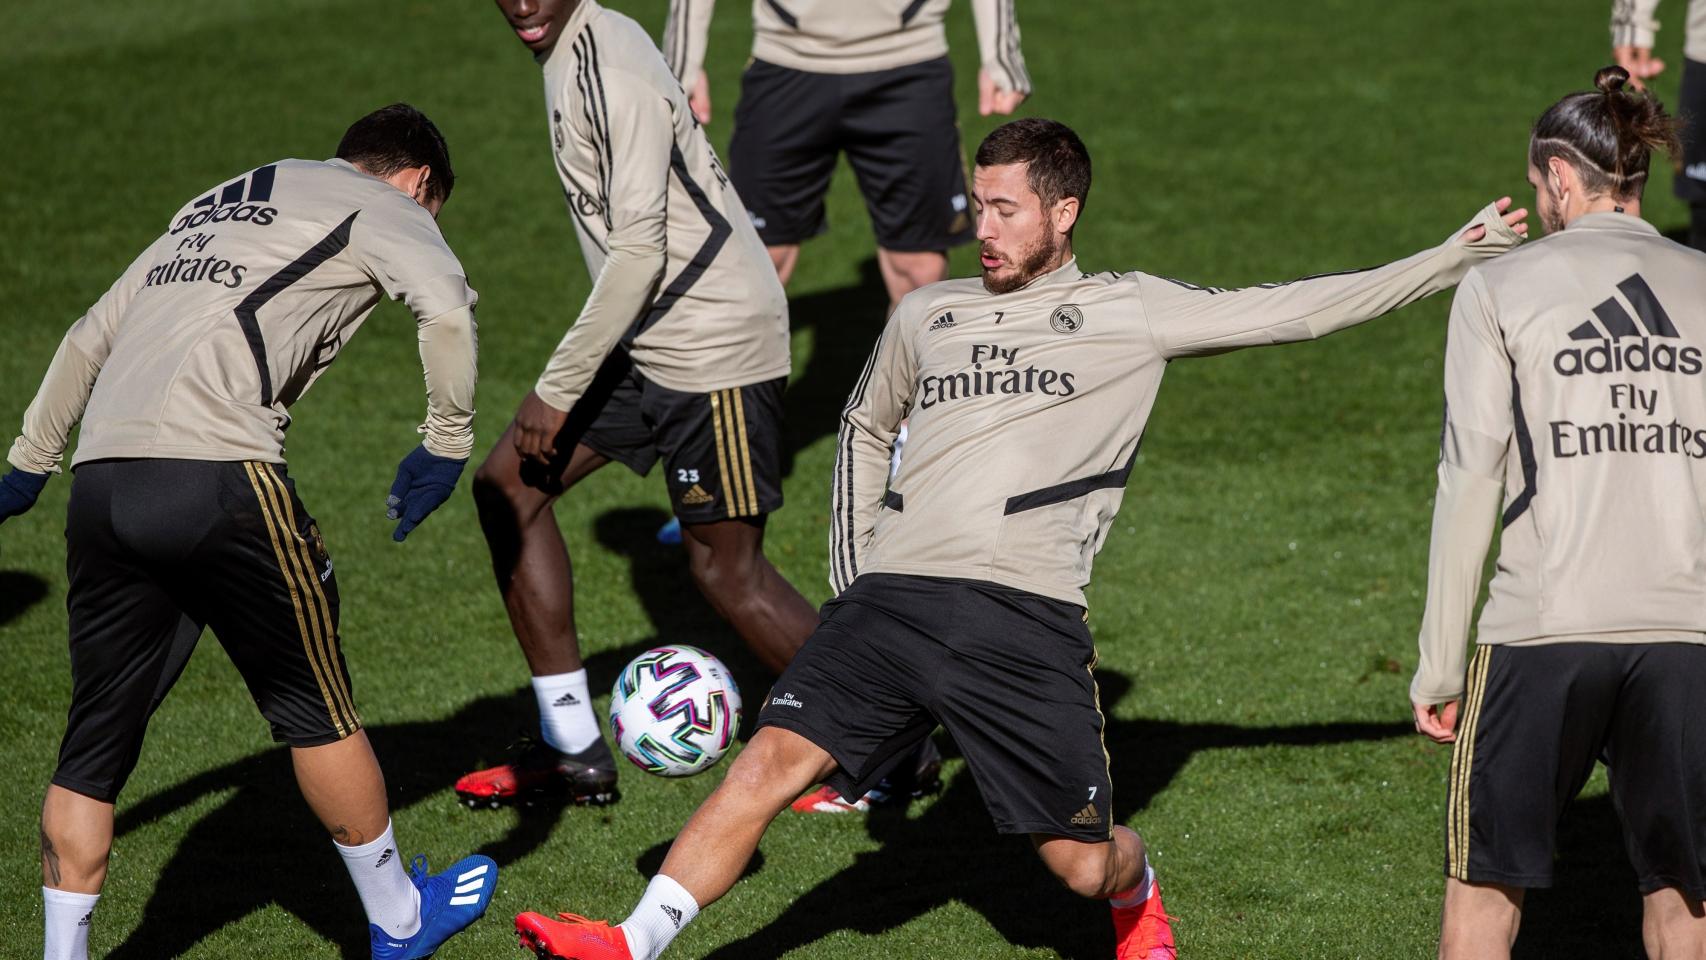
[516,912,632,960]
[455,739,618,809]
[790,785,874,814]
[1112,875,1177,960]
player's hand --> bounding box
[513,390,569,466]
[1458,196,1529,245]
[978,68,1027,116]
[689,69,712,125]
[1412,699,1461,744]
[0,469,49,525]
[386,445,467,542]
[1614,45,1666,90]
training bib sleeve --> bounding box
[662,0,716,84]
[971,0,1031,93]
[1413,271,1512,705]
[7,243,156,474]
[1137,203,1523,360]
[534,69,672,413]
[829,297,921,595]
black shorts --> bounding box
[1446,643,1706,899]
[756,574,1113,841]
[1677,59,1706,205]
[55,459,359,803]
[545,353,785,523]
[730,56,974,252]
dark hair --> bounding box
[975,118,1092,222]
[1529,65,1681,200]
[336,103,455,205]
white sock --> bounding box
[618,874,700,960]
[533,669,601,753]
[1110,862,1155,908]
[334,821,421,938]
[43,888,98,960]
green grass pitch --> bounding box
[0,1,1677,956]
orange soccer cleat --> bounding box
[516,912,633,960]
[455,738,618,809]
[1112,875,1177,960]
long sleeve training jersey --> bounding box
[1612,0,1706,61]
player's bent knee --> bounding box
[723,727,834,796]
[1040,842,1119,899]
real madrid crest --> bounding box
[1050,304,1084,334]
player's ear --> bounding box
[411,166,433,203]
[1546,155,1572,198]
[1053,196,1081,237]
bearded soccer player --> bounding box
[461,0,848,809]
[662,0,1029,312]
[1412,67,1706,959]
[0,105,497,960]
[510,120,1527,960]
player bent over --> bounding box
[460,0,941,812]
[1412,67,1706,959]
[0,105,497,960]
[511,119,1527,959]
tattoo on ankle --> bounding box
[41,829,62,886]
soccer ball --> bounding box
[609,645,742,777]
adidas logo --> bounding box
[661,904,684,928]
[927,311,956,332]
[78,912,92,927]
[375,847,394,868]
[171,164,280,234]
[552,692,581,707]
[1554,273,1702,377]
[1069,803,1102,826]
[680,484,714,506]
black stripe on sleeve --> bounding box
[234,212,359,407]
[1501,373,1538,528]
[573,36,613,231]
[831,338,884,591]
[586,33,617,220]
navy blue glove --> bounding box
[0,469,49,525]
[386,446,466,542]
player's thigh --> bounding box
[1445,644,1622,888]
[730,60,840,246]
[192,461,364,747]
[1604,643,1706,901]
[930,581,1113,841]
[753,580,941,796]
[646,376,785,526]
[54,462,201,802]
[840,57,973,253]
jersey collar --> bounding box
[1016,256,1082,292]
[1565,211,1660,236]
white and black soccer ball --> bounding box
[609,645,742,777]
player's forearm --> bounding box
[534,246,666,412]
[417,303,479,460]
[1411,461,1504,704]
[1612,0,1662,48]
[662,0,715,84]
[7,335,103,474]
[971,0,1031,92]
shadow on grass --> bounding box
[0,569,50,627]
[778,257,891,475]
[1511,791,1644,958]
[676,670,1413,960]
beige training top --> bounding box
[664,0,1029,90]
[833,205,1523,607]
[8,158,478,473]
[533,0,790,413]
[1611,0,1706,62]
[1412,214,1706,704]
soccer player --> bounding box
[460,0,831,809]
[0,104,498,960]
[1411,67,1706,959]
[661,0,1030,311]
[1611,0,1706,248]
[510,118,1528,960]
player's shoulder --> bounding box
[893,277,989,325]
[582,5,675,83]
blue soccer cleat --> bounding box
[656,516,682,546]
[371,854,499,959]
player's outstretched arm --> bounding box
[385,302,478,542]
[971,0,1030,115]
[663,0,717,123]
[829,297,921,595]
[3,242,155,521]
[1411,272,1511,742]
[1138,198,1528,360]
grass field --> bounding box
[0,1,1685,957]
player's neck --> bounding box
[1566,195,1642,227]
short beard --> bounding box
[981,230,1063,294]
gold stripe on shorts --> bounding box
[1086,649,1113,839]
[244,464,351,738]
[730,386,759,516]
[709,390,739,519]
[1447,645,1493,879]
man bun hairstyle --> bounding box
[975,118,1092,221]
[1529,65,1681,201]
[336,103,455,205]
